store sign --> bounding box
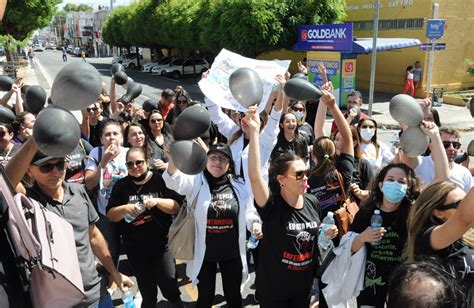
[297,23,353,51]
[426,19,445,40]
[420,42,446,51]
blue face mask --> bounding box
[382,181,407,203]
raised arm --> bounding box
[80,108,90,139]
[246,106,269,208]
[5,137,37,191]
[314,89,328,138]
[421,121,449,185]
[204,97,240,139]
[13,84,24,114]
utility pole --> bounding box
[368,0,380,117]
[426,3,439,98]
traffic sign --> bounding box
[420,43,446,51]
[426,19,446,40]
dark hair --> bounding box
[311,136,337,183]
[347,90,362,100]
[407,66,413,71]
[228,110,268,145]
[429,108,441,127]
[360,163,420,226]
[12,111,34,136]
[20,85,30,95]
[161,88,175,100]
[269,153,302,194]
[99,119,122,139]
[0,122,13,134]
[126,147,148,163]
[357,117,380,157]
[148,110,168,137]
[332,127,362,159]
[123,123,151,161]
[387,260,462,308]
[278,112,307,159]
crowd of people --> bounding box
[0,58,473,308]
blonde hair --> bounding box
[407,181,459,261]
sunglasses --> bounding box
[150,118,163,124]
[37,161,67,173]
[0,131,6,138]
[208,154,230,164]
[126,160,145,169]
[360,125,375,129]
[177,99,188,105]
[442,141,461,150]
[86,107,99,112]
[287,169,310,181]
[436,200,461,211]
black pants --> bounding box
[197,257,242,308]
[127,250,181,308]
[260,293,311,308]
[95,213,120,267]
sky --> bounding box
[58,0,133,10]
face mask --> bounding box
[360,128,375,141]
[129,171,148,182]
[293,111,304,121]
[382,181,407,203]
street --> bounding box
[31,50,474,308]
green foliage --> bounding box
[102,0,346,56]
[63,3,78,12]
[76,4,93,12]
[62,3,93,12]
[0,0,61,41]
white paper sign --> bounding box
[198,49,291,112]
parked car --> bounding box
[45,43,56,50]
[121,57,140,69]
[158,58,210,79]
[66,45,75,53]
[141,56,173,73]
[0,46,5,56]
[33,45,44,52]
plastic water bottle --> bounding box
[318,212,335,250]
[121,287,135,308]
[124,202,145,223]
[247,224,261,249]
[371,210,383,246]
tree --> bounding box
[76,4,93,13]
[0,0,61,41]
[63,3,78,12]
[102,6,131,48]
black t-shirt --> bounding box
[415,226,474,305]
[0,143,20,167]
[350,206,408,307]
[270,132,309,162]
[256,192,321,299]
[353,157,374,190]
[204,177,240,261]
[298,122,315,146]
[65,139,93,185]
[308,153,354,218]
[88,117,109,148]
[106,173,184,255]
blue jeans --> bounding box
[93,294,113,308]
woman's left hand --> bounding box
[323,224,339,240]
[144,198,158,209]
[252,222,264,239]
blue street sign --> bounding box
[297,23,353,52]
[420,43,446,51]
[426,19,446,40]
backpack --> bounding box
[0,170,85,307]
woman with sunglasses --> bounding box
[357,118,394,175]
[163,143,260,308]
[166,88,194,126]
[107,147,184,308]
[81,102,109,148]
[290,101,315,148]
[247,98,337,307]
[407,181,474,307]
[148,110,171,171]
[84,120,128,265]
[270,112,309,164]
[0,122,20,166]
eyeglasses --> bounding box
[287,169,310,181]
[126,160,145,169]
[360,125,375,129]
[436,200,461,211]
[150,118,163,124]
[442,141,461,150]
[86,107,99,112]
[37,161,67,173]
[208,154,230,164]
[0,131,6,138]
[177,98,188,105]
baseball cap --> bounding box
[207,144,233,162]
[31,151,64,166]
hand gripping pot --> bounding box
[2,173,85,308]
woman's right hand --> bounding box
[101,143,119,167]
[359,226,386,243]
[245,106,260,133]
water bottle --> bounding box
[371,209,383,246]
[121,286,135,308]
[318,212,335,250]
[124,202,145,223]
[247,223,261,249]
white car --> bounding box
[157,58,210,79]
[141,57,173,73]
[151,58,182,75]
[121,58,139,69]
[33,45,44,52]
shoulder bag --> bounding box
[334,172,360,238]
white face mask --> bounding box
[293,111,304,121]
[360,128,375,141]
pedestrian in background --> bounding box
[402,65,415,97]
[27,47,35,68]
[81,50,86,62]
[62,46,67,62]
[413,61,423,91]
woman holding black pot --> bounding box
[107,147,184,308]
[163,143,261,308]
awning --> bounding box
[292,38,421,54]
[352,38,421,53]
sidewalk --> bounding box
[358,90,474,131]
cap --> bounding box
[207,144,233,162]
[31,151,62,166]
[142,99,158,113]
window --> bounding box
[350,18,424,31]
